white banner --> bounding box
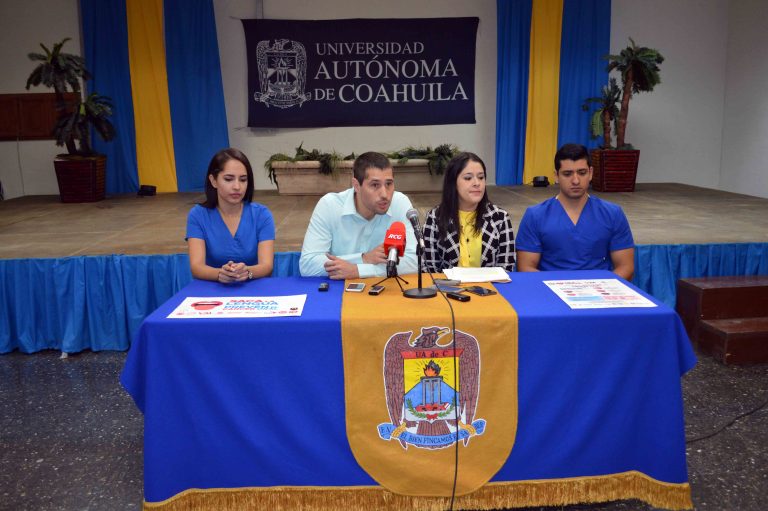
[168,295,307,318]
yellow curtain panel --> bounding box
[522,0,563,184]
[126,0,178,192]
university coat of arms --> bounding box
[378,326,485,449]
[254,39,311,108]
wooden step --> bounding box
[698,317,768,365]
[676,276,768,343]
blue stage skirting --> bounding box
[1,244,766,354]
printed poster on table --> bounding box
[168,295,307,318]
[241,17,478,127]
[544,279,657,309]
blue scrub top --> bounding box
[186,202,275,268]
[515,196,634,271]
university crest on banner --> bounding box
[254,39,311,109]
[341,279,518,497]
[378,327,486,450]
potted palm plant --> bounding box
[26,38,115,202]
[583,38,664,192]
[582,78,621,151]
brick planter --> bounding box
[54,155,106,203]
[590,149,639,192]
[271,159,443,195]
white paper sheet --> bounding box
[442,266,511,283]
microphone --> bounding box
[384,221,406,277]
[402,209,436,299]
[405,208,425,251]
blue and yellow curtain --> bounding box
[80,0,229,194]
[495,0,611,185]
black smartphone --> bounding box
[447,291,470,302]
[368,285,385,295]
[433,278,461,286]
[463,286,497,296]
[432,284,464,293]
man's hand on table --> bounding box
[324,254,360,280]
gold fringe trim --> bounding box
[144,471,692,510]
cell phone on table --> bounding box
[345,282,366,293]
[447,291,470,302]
[368,285,385,295]
[432,284,464,293]
[463,285,497,296]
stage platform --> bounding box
[2,183,767,353]
[1,183,767,257]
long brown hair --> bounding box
[435,152,489,238]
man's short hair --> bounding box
[353,151,391,183]
[554,143,591,171]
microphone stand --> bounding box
[403,242,437,299]
[373,261,409,292]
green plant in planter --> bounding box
[264,143,343,185]
[26,38,115,156]
[386,144,457,175]
[264,143,460,186]
[581,78,621,149]
[579,39,663,193]
[264,153,293,185]
[54,92,115,155]
[293,143,342,175]
[605,38,664,149]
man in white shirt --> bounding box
[299,151,418,279]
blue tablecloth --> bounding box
[121,270,696,505]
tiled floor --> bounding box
[0,351,143,510]
[2,183,768,259]
[1,349,766,510]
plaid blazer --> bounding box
[423,203,516,272]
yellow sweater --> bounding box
[458,210,482,267]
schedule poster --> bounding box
[543,279,657,309]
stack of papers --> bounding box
[442,267,511,283]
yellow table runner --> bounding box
[341,277,518,496]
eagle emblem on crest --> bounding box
[378,326,485,449]
[254,39,311,109]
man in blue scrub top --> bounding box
[299,151,418,279]
[516,143,635,280]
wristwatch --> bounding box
[247,269,253,280]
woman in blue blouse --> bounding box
[186,148,275,283]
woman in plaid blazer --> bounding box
[423,152,516,272]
